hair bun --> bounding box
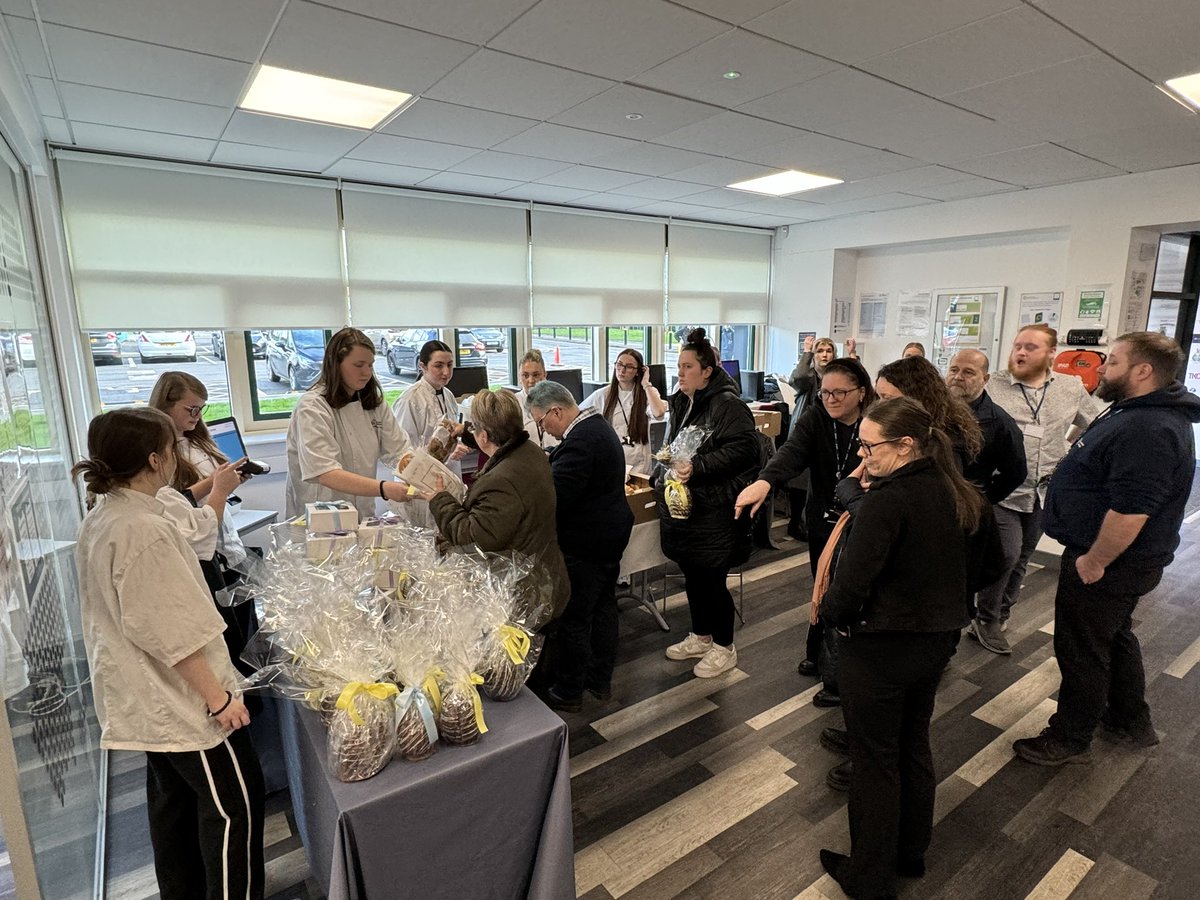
[686,327,708,344]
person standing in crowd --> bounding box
[659,329,760,679]
[901,341,926,359]
[1014,333,1200,766]
[514,349,559,451]
[817,397,998,900]
[526,381,633,711]
[421,389,570,618]
[786,336,850,540]
[972,324,1102,654]
[74,408,264,900]
[875,355,983,469]
[944,349,1027,506]
[736,358,876,696]
[392,339,469,528]
[285,327,414,520]
[580,348,667,476]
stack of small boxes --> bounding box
[300,501,408,592]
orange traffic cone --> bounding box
[554,345,561,365]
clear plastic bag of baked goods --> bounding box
[393,448,467,504]
[426,418,459,464]
[461,551,546,701]
[326,680,399,782]
[390,617,441,761]
[433,605,490,746]
[654,425,712,519]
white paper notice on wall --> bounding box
[898,290,931,337]
[858,292,888,338]
[832,297,853,337]
[1019,292,1062,328]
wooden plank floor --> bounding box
[103,510,1200,900]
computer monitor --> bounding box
[740,370,765,402]
[545,367,584,403]
[720,359,741,381]
[648,363,667,398]
[446,365,489,400]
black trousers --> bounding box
[146,728,265,900]
[552,556,621,699]
[840,630,958,897]
[1048,551,1163,746]
[680,561,735,647]
[802,522,834,665]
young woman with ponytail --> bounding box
[814,397,1002,900]
[74,408,264,900]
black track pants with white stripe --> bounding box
[145,728,265,900]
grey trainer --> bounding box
[971,618,1011,655]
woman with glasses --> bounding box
[736,358,876,697]
[514,349,559,451]
[580,348,666,475]
[815,397,998,900]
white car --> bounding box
[17,332,35,366]
[137,330,197,362]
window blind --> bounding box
[667,222,772,324]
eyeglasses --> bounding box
[817,388,858,401]
[533,407,559,430]
[614,362,639,372]
[859,437,903,457]
[182,404,207,416]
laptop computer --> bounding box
[206,416,270,475]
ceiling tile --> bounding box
[624,200,722,219]
[210,142,342,172]
[25,76,62,118]
[672,187,759,207]
[492,123,640,164]
[2,14,51,76]
[44,24,251,106]
[633,29,840,106]
[669,0,791,25]
[59,82,230,138]
[490,0,727,81]
[379,100,536,148]
[744,0,1017,64]
[605,178,711,201]
[0,1,33,16]
[728,196,826,216]
[417,171,525,195]
[954,143,1123,186]
[33,0,281,61]
[652,111,802,158]
[535,165,648,191]
[798,165,969,204]
[571,193,660,212]
[496,184,593,204]
[737,67,926,132]
[449,150,571,181]
[1031,0,1200,83]
[862,5,1093,98]
[70,122,217,159]
[664,157,775,187]
[747,130,878,169]
[221,111,367,155]
[817,193,938,216]
[904,176,1020,201]
[424,49,614,120]
[349,133,480,169]
[737,213,798,227]
[323,158,440,185]
[264,1,475,94]
[42,116,71,143]
[827,150,923,180]
[551,85,719,140]
[316,0,540,45]
[1058,118,1200,173]
[585,142,715,177]
[946,54,1188,142]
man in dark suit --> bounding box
[526,380,634,712]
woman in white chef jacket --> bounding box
[285,327,414,521]
[391,339,468,528]
[514,349,559,452]
[579,348,667,475]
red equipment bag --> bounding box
[1053,349,1107,393]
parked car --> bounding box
[385,329,486,376]
[363,329,403,355]
[472,328,506,352]
[266,329,324,391]
[212,330,268,360]
[88,330,123,364]
[0,333,17,373]
[137,330,197,362]
[17,332,35,366]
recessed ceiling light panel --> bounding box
[240,64,412,129]
[1163,72,1200,111]
[727,169,842,196]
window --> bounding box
[89,327,232,419]
[461,326,513,387]
[663,324,755,376]
[605,325,649,371]
[532,326,595,381]
[250,328,328,420]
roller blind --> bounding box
[667,223,772,324]
[531,207,666,326]
[56,154,344,328]
[342,185,530,328]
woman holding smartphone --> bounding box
[580,348,667,475]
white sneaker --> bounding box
[665,632,712,660]
[693,644,737,678]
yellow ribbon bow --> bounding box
[422,668,445,716]
[467,673,489,735]
[335,681,399,726]
[498,624,531,665]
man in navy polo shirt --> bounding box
[1014,332,1200,766]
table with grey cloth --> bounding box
[279,688,575,900]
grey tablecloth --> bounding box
[279,688,575,900]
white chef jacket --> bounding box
[179,436,245,566]
[515,387,560,452]
[156,486,219,560]
[580,384,664,475]
[392,379,463,529]
[285,390,412,521]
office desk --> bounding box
[230,507,277,538]
[280,689,575,900]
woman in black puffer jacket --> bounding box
[657,329,760,680]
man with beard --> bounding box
[1014,332,1200,765]
[969,325,1102,654]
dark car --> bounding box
[472,328,506,352]
[88,330,123,365]
[0,333,17,374]
[385,329,486,376]
[212,330,268,360]
[266,329,324,391]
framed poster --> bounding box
[931,287,1006,373]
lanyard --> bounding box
[1017,382,1047,424]
[613,389,635,445]
[831,419,859,482]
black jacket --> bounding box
[655,369,760,568]
[760,403,861,529]
[821,458,1002,632]
[549,412,634,564]
[966,390,1027,504]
